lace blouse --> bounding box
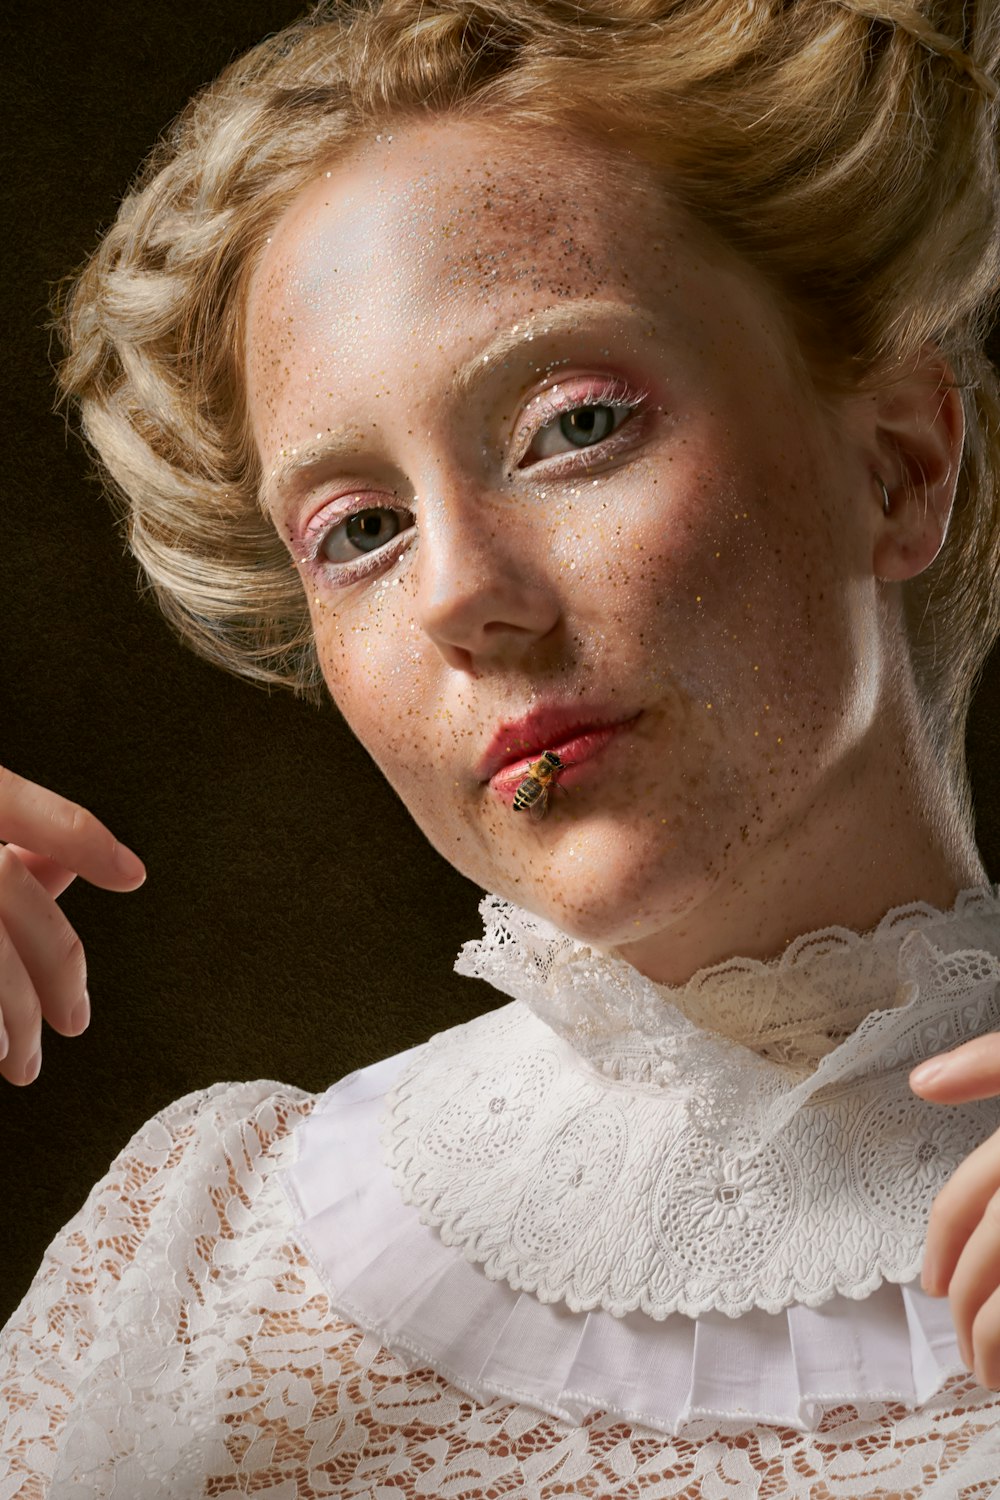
[4,889,1000,1498]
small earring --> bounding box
[876,474,891,517]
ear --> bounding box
[869,347,966,583]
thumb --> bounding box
[910,1033,1000,1104]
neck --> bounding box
[612,724,987,1064]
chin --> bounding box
[499,849,713,955]
[524,899,661,953]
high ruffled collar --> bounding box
[454,885,1000,1154]
[365,885,1000,1322]
[282,881,1000,1430]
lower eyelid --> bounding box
[518,403,651,472]
[308,517,415,584]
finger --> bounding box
[2,845,78,900]
[923,1127,1000,1294]
[910,1034,1000,1103]
[947,1184,1000,1379]
[972,1281,1000,1390]
[0,907,46,1088]
[0,764,146,891]
[0,846,89,1043]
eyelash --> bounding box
[512,375,650,471]
[302,374,652,584]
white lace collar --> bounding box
[382,887,1000,1319]
[452,887,1000,1152]
[284,1045,966,1435]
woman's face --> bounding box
[245,117,887,970]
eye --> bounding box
[529,402,629,458]
[516,377,648,468]
[320,506,414,564]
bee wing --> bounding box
[528,790,550,822]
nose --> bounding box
[413,484,562,673]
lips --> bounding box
[477,705,642,786]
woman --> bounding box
[3,0,1000,1493]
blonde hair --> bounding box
[53,0,1000,830]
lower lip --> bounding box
[489,714,642,804]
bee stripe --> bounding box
[513,776,543,810]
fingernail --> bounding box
[70,991,90,1034]
[0,1027,7,1062]
[114,843,146,882]
[911,1059,946,1088]
[23,1049,41,1084]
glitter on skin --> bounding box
[243,116,979,1001]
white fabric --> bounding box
[5,887,1000,1495]
[2,1079,1000,1496]
[285,1045,968,1434]
[453,887,1000,1148]
[383,892,1000,1318]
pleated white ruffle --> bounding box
[279,1047,966,1437]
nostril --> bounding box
[429,640,478,675]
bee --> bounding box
[512,750,569,820]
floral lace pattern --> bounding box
[4,1080,1000,1498]
[384,1001,1000,1317]
[453,890,1000,1153]
[289,1050,969,1434]
[378,891,1000,1318]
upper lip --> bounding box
[476,703,639,784]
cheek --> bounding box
[309,578,447,792]
[311,585,403,725]
[594,440,853,724]
[564,457,752,681]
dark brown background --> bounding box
[1,1,999,1329]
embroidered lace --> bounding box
[381,890,1000,1318]
[452,887,1000,1149]
[3,1080,1000,1498]
[289,1047,969,1435]
[4,888,1000,1495]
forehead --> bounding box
[245,118,710,364]
[241,114,802,500]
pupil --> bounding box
[560,406,615,447]
[346,509,400,553]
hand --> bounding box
[910,1035,1000,1388]
[0,763,146,1087]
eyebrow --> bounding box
[259,297,648,518]
[451,298,643,397]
